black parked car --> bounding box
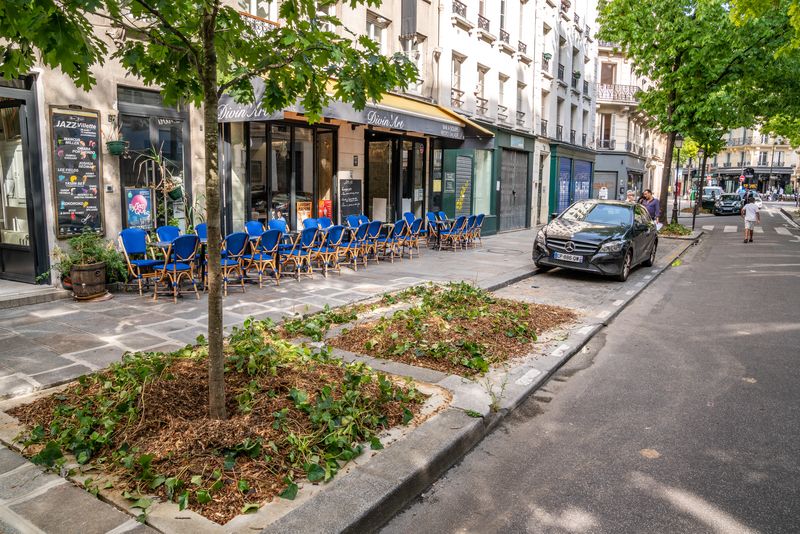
[713,193,743,215]
[532,200,658,282]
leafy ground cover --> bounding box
[659,222,692,236]
[9,319,422,524]
[328,283,576,375]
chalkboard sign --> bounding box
[50,107,104,237]
[338,177,363,222]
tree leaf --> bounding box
[242,503,260,514]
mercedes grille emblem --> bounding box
[564,241,576,253]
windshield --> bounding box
[703,187,722,195]
[560,202,632,226]
[720,194,739,201]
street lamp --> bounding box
[692,147,704,231]
[672,134,684,224]
[768,139,778,195]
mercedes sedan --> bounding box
[532,200,658,282]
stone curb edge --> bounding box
[261,236,701,534]
[779,207,799,229]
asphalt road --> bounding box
[381,206,800,533]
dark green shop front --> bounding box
[548,144,595,215]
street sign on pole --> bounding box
[740,175,745,183]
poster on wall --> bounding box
[296,201,312,227]
[50,107,104,237]
[318,199,333,219]
[124,188,155,230]
[573,160,592,202]
[558,158,572,213]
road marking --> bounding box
[753,227,763,233]
[702,225,715,231]
[766,209,775,217]
[724,225,737,233]
[776,227,791,235]
[612,299,624,306]
[515,368,542,386]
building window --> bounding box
[776,151,783,164]
[479,0,486,16]
[476,65,488,115]
[401,36,425,93]
[516,82,525,126]
[498,74,509,122]
[600,62,616,85]
[500,0,507,30]
[239,0,273,19]
[451,53,465,108]
[761,134,769,144]
[474,150,493,215]
[600,113,613,146]
[367,12,390,54]
[758,151,768,165]
[726,152,731,165]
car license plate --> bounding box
[553,252,582,263]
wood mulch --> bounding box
[9,354,421,525]
[328,300,577,376]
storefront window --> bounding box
[473,149,493,215]
[294,127,314,226]
[270,124,291,224]
[0,101,29,248]
[230,123,246,232]
[249,122,268,222]
[558,157,572,213]
[317,131,334,218]
[431,147,443,212]
[368,141,392,221]
[413,141,424,217]
[574,160,592,202]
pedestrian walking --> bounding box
[740,196,760,243]
[625,190,636,203]
[639,189,661,220]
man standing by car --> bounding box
[741,196,760,243]
[640,189,661,222]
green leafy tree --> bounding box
[0,0,416,419]
[598,0,795,223]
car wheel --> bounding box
[642,241,657,267]
[616,249,632,282]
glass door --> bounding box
[249,122,268,223]
[270,124,291,227]
[316,130,334,220]
[367,139,393,222]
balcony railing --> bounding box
[571,75,579,89]
[516,111,526,127]
[597,40,617,48]
[598,138,616,149]
[557,63,565,81]
[574,13,581,26]
[451,88,465,109]
[583,80,589,94]
[476,96,488,116]
[556,124,563,140]
[582,133,587,146]
[240,11,279,37]
[452,0,467,18]
[570,129,576,144]
[585,24,591,36]
[478,14,490,32]
[500,28,510,43]
[596,83,640,103]
[540,119,548,136]
[542,55,550,71]
[497,104,509,122]
[518,41,527,54]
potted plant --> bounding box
[573,71,582,79]
[543,52,553,61]
[103,122,128,156]
[47,231,128,300]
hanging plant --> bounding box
[543,52,553,61]
[103,121,128,156]
[573,71,582,79]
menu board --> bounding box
[338,177,363,221]
[50,107,104,237]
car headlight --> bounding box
[536,230,546,245]
[600,240,625,253]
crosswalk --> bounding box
[700,224,793,235]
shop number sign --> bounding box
[50,107,104,237]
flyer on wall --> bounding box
[125,188,155,230]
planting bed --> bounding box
[9,320,423,525]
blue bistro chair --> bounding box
[302,218,319,230]
[357,214,369,226]
[341,222,369,271]
[440,215,467,251]
[268,219,288,233]
[346,214,361,228]
[281,226,317,281]
[425,212,439,247]
[472,213,486,246]
[377,219,407,263]
[154,234,199,302]
[437,211,448,222]
[312,224,345,278]
[244,220,265,241]
[194,223,208,240]
[243,229,281,287]
[118,228,162,295]
[404,218,424,258]
[403,212,415,226]
[364,220,383,265]
[317,217,333,230]
[215,231,249,296]
[156,225,180,243]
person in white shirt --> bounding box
[741,196,760,243]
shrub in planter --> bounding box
[46,231,128,297]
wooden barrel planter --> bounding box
[70,262,107,300]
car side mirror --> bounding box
[550,212,559,221]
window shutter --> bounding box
[401,0,417,38]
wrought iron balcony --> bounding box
[516,111,526,127]
[540,119,548,136]
[500,28,510,43]
[240,11,279,37]
[598,138,616,149]
[476,97,488,116]
[557,63,565,81]
[451,88,465,109]
[574,13,581,26]
[595,83,640,103]
[498,104,509,122]
[570,129,576,144]
[556,124,563,140]
[478,14,490,32]
[518,41,527,54]
[597,40,617,48]
[452,0,467,18]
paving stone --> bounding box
[10,482,130,533]
[29,364,91,387]
[1,352,74,377]
[142,318,197,335]
[0,376,35,399]
[0,464,60,500]
[0,447,27,473]
[112,332,169,351]
[62,345,125,369]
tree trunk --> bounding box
[660,131,675,225]
[201,10,226,420]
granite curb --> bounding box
[260,237,700,534]
[779,207,799,228]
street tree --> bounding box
[0,0,416,419]
[598,0,794,223]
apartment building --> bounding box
[709,128,795,193]
[594,41,667,201]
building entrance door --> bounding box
[499,150,529,230]
[366,132,425,222]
